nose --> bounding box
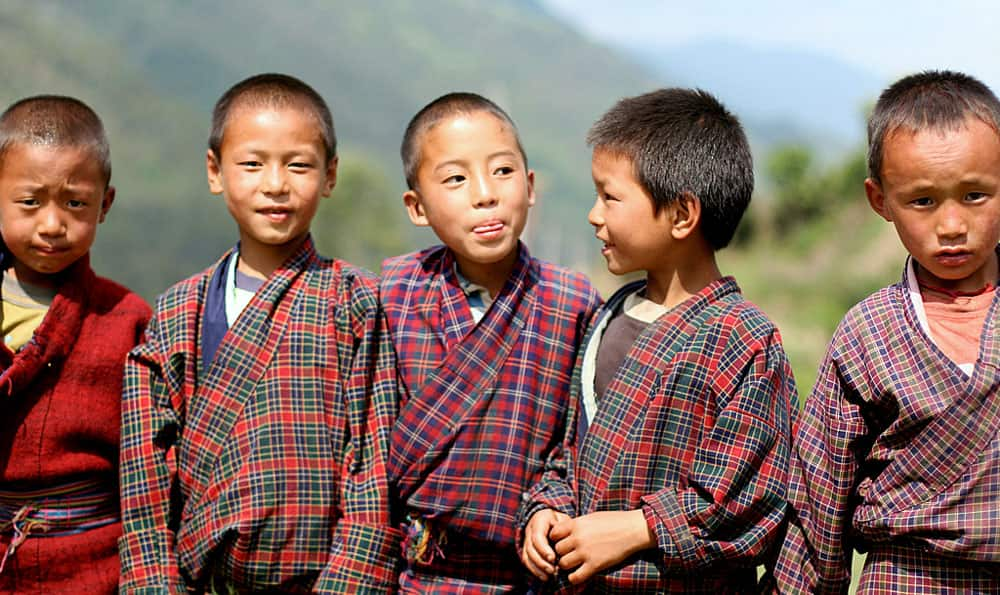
[261,164,289,196]
[936,201,968,240]
[37,206,66,237]
[587,198,604,227]
[472,172,499,208]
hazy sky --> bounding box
[544,0,1000,91]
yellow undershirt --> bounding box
[1,270,55,351]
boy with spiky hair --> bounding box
[519,88,797,592]
[0,95,150,593]
[119,73,399,593]
[383,92,600,592]
[769,71,1000,593]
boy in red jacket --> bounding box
[0,95,151,593]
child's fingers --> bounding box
[548,517,573,541]
[521,538,555,581]
[566,562,595,585]
[552,510,571,524]
[556,547,584,572]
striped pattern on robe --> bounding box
[381,243,599,588]
[769,256,1000,594]
[119,236,400,594]
[521,277,797,593]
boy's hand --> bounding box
[550,509,655,585]
[521,508,570,581]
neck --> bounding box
[9,259,66,289]
[237,235,306,280]
[454,247,519,298]
[644,246,722,309]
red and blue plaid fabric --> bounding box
[119,236,400,594]
[768,257,1000,594]
[521,277,797,593]
[381,243,599,591]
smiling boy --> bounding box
[769,70,1000,593]
[0,96,150,594]
[119,73,399,593]
[381,92,600,592]
[519,88,797,592]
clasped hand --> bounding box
[521,509,654,585]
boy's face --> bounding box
[403,111,535,281]
[866,117,1000,293]
[206,106,336,262]
[588,149,675,278]
[0,143,114,287]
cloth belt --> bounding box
[0,478,118,573]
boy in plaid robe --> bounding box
[383,92,600,592]
[519,88,797,593]
[0,96,150,594]
[119,74,399,593]
[768,71,1000,593]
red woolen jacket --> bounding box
[0,256,150,594]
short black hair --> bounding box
[209,73,336,162]
[868,70,1000,184]
[400,92,527,190]
[588,88,753,250]
[0,95,111,187]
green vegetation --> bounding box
[0,1,904,398]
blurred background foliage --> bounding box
[0,0,906,395]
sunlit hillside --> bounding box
[0,0,899,395]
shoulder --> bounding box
[697,285,783,355]
[821,283,903,366]
[87,274,152,322]
[838,283,900,334]
[154,265,213,310]
[327,258,378,303]
[382,245,447,279]
[527,257,601,311]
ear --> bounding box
[98,185,116,223]
[206,149,224,195]
[322,156,339,197]
[403,189,430,226]
[865,178,891,221]
[669,193,702,240]
[526,169,537,207]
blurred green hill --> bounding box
[0,0,904,395]
[3,0,659,299]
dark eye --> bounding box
[966,191,988,202]
[239,160,262,168]
[67,199,87,208]
[444,174,465,184]
[495,166,514,176]
[910,197,933,207]
[18,198,39,207]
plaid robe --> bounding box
[0,256,149,594]
[381,243,599,591]
[119,237,400,594]
[521,278,797,593]
[768,256,1000,594]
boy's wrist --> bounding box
[626,508,657,554]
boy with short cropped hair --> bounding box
[519,88,797,592]
[119,73,399,593]
[382,92,600,592]
[769,70,1000,593]
[0,96,150,593]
